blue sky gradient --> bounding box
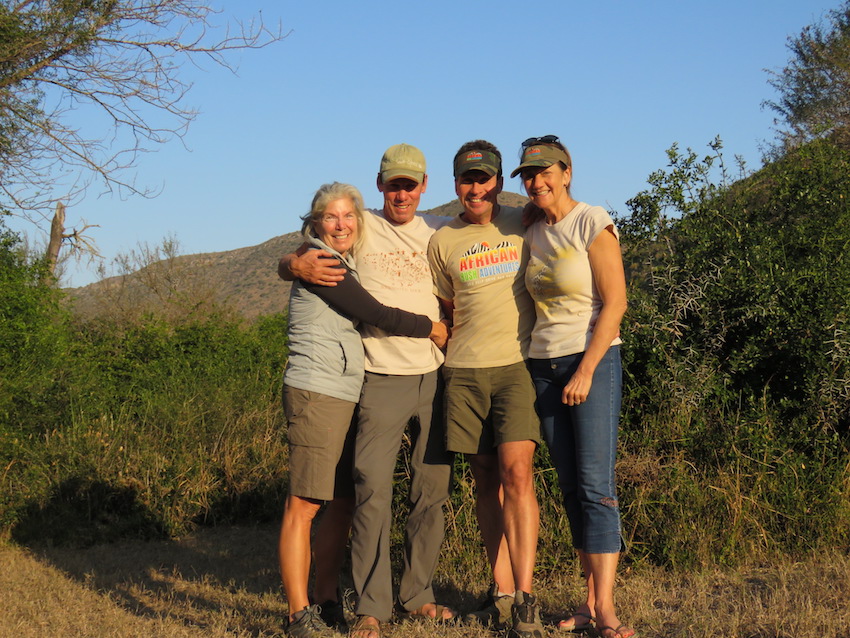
[8,0,839,287]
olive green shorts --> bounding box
[442,361,541,455]
[283,385,357,501]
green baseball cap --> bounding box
[510,144,571,178]
[453,148,501,178]
[380,144,426,183]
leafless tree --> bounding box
[0,0,284,236]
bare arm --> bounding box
[277,243,343,286]
[433,298,455,349]
[561,227,628,406]
[438,297,455,324]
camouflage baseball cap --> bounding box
[379,144,426,183]
[453,148,501,178]
[510,144,571,178]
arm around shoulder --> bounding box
[278,243,343,286]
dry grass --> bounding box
[2,523,848,638]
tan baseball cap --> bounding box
[379,144,426,183]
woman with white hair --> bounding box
[278,182,447,638]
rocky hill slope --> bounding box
[68,192,529,320]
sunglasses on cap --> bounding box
[521,135,561,148]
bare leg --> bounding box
[313,496,354,603]
[497,440,539,593]
[279,494,322,620]
[583,550,626,635]
[469,453,515,593]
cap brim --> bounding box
[510,159,555,178]
[381,169,424,183]
[457,164,497,177]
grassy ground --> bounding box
[1,523,848,638]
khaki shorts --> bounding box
[283,385,357,501]
[443,361,541,455]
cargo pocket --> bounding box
[287,405,331,448]
[288,420,331,448]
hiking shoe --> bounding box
[463,582,514,629]
[507,591,545,638]
[318,598,348,633]
[287,605,336,638]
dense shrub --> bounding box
[0,226,72,436]
[1,232,292,543]
[616,135,850,565]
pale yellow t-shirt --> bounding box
[427,206,534,368]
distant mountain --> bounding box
[67,192,529,320]
[424,191,529,218]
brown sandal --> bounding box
[349,616,381,638]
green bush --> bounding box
[616,135,850,566]
[1,236,292,543]
[0,226,72,436]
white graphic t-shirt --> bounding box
[356,209,450,375]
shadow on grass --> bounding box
[12,478,290,635]
[13,479,472,637]
[11,477,166,547]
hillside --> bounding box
[68,192,530,320]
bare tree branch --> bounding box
[0,0,286,226]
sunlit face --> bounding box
[315,197,358,256]
[521,163,571,210]
[377,175,428,225]
[455,170,503,223]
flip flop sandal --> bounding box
[597,624,638,638]
[557,611,595,632]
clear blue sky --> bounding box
[9,0,839,287]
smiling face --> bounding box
[377,175,428,225]
[455,170,503,224]
[315,197,358,256]
[521,163,571,211]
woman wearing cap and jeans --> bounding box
[279,182,447,638]
[512,137,636,638]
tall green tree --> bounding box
[0,1,281,227]
[765,1,850,151]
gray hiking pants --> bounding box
[350,370,454,621]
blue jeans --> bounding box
[531,346,624,554]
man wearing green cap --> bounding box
[279,144,454,637]
[427,140,544,638]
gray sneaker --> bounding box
[463,583,514,629]
[507,591,545,638]
[317,598,348,633]
[287,605,336,638]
